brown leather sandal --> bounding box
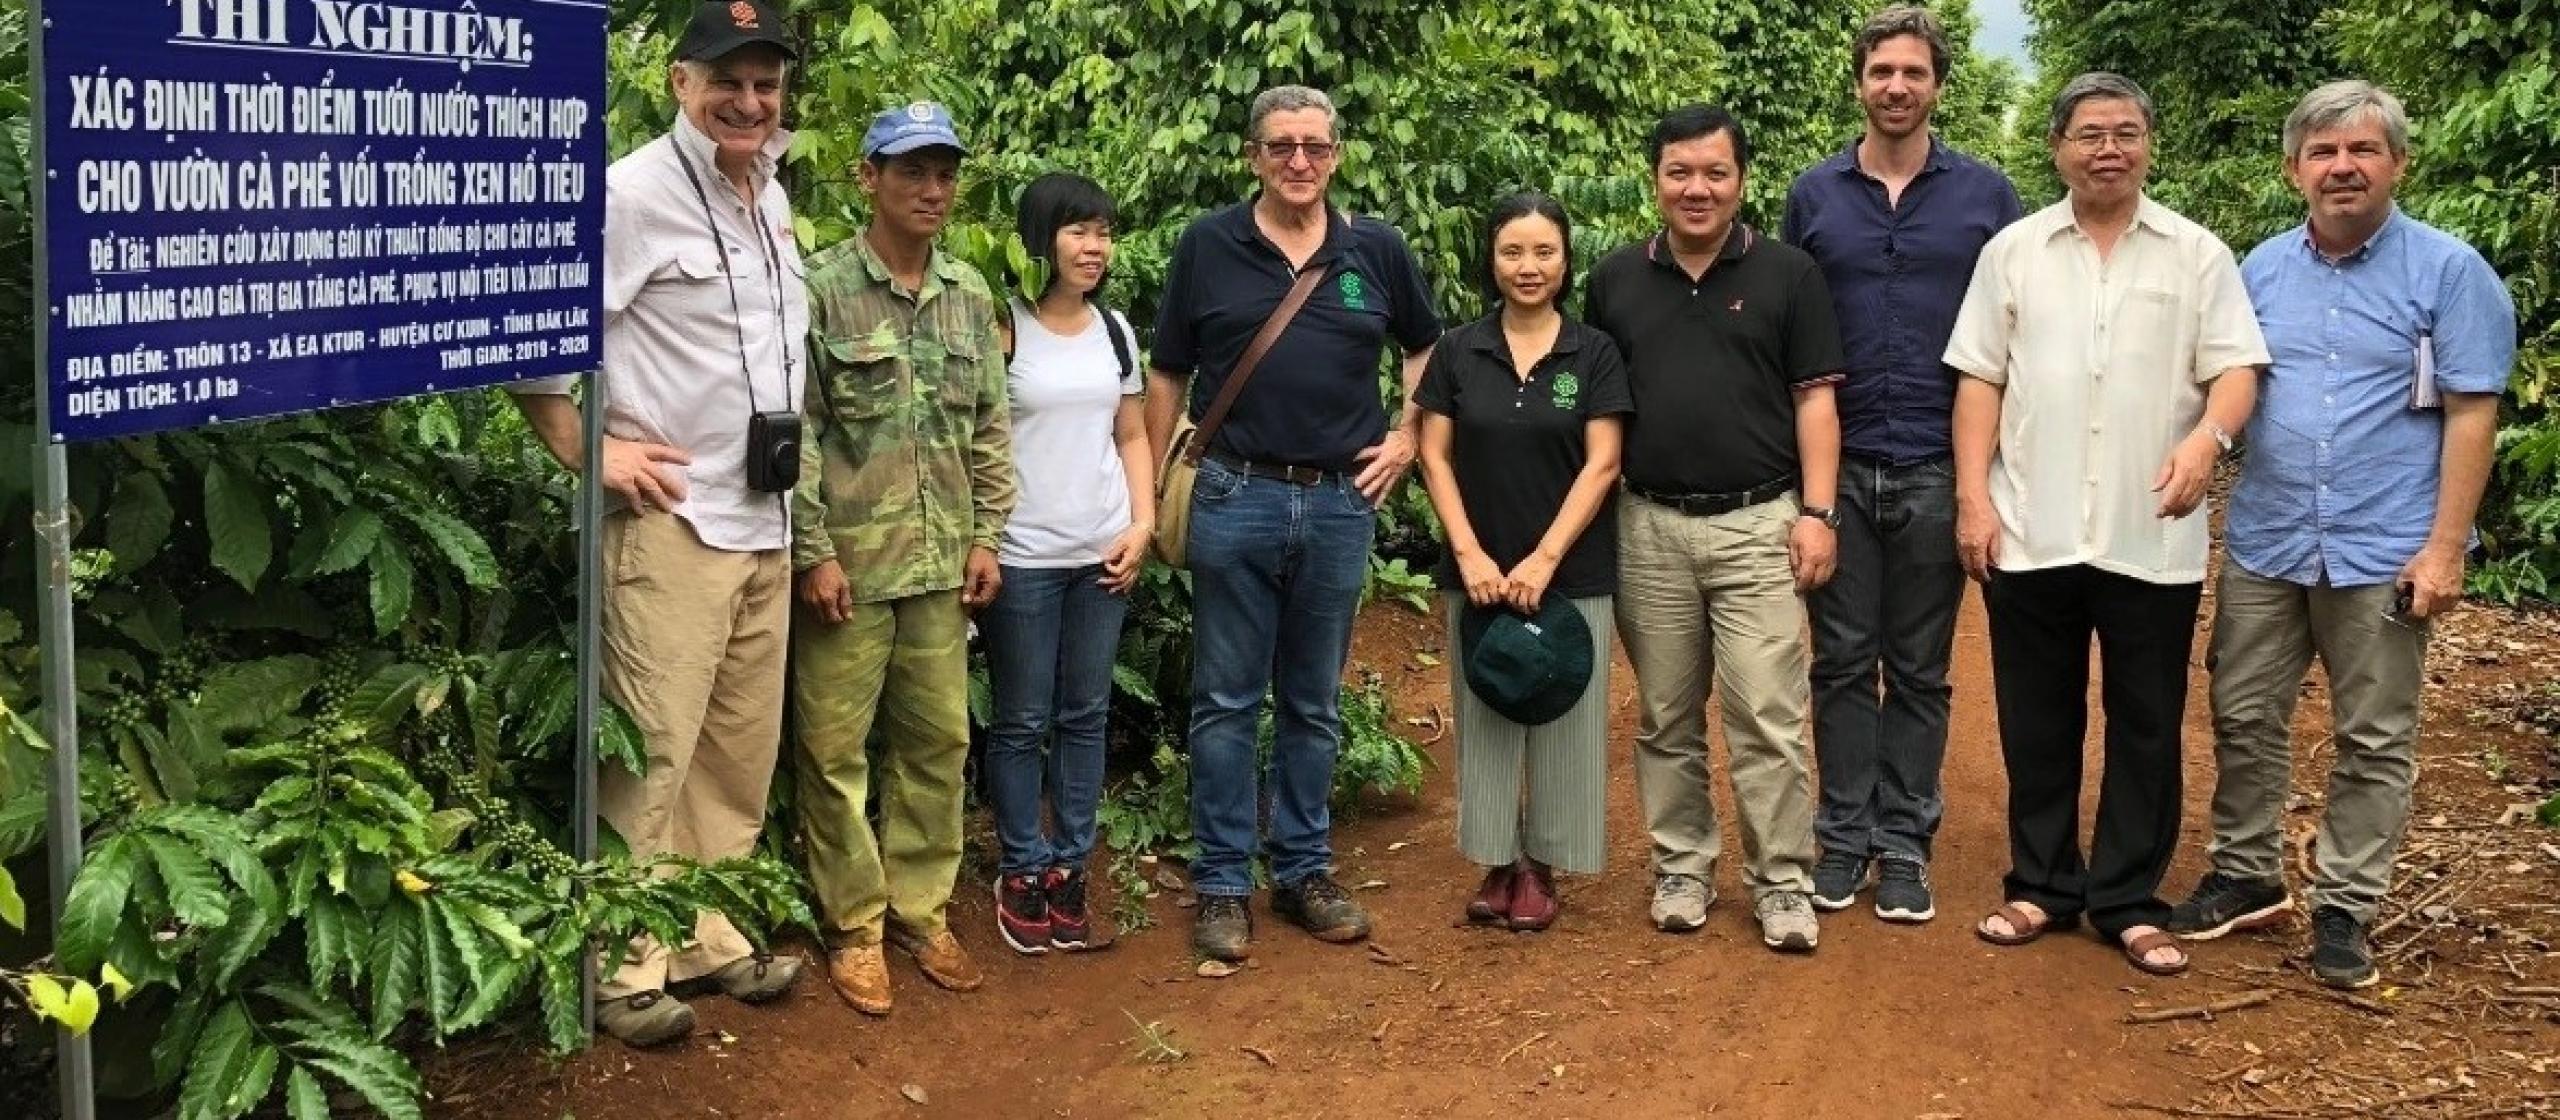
[1974,901,2081,946]
[2119,928,2191,976]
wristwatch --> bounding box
[1799,505,1841,529]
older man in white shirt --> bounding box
[508,0,810,1046]
[1944,72,2266,978]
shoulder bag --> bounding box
[1153,266,1327,567]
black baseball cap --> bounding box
[676,0,798,62]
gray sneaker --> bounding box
[1650,873,1714,932]
[1756,891,1820,952]
[596,990,695,1048]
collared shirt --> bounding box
[1150,199,1443,471]
[1944,196,2271,584]
[792,231,1013,604]
[1585,225,1846,495]
[2228,208,2517,587]
[1783,137,2023,465]
[1414,314,1634,598]
[514,115,808,552]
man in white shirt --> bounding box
[1943,71,2267,977]
[508,0,809,1045]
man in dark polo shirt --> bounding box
[1145,84,1442,962]
[1586,103,1846,952]
[1782,4,2023,927]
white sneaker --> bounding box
[1650,873,1714,932]
[1757,891,1820,952]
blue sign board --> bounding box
[43,0,607,441]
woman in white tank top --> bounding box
[981,173,1155,955]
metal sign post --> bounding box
[574,368,603,1039]
[27,5,99,1116]
[32,1,610,1111]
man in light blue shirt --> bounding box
[2169,81,2516,991]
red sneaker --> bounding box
[995,872,1051,955]
[1507,861,1559,932]
[1465,864,1516,924]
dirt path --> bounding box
[434,588,2559,1119]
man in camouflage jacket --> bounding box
[792,102,1012,1016]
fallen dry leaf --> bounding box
[1197,959,1242,978]
[899,1084,928,1106]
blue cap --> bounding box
[862,101,966,159]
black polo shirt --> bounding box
[1151,199,1443,470]
[1585,224,1846,495]
[1414,315,1633,599]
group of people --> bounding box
[509,0,2516,1049]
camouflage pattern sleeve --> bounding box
[791,349,836,571]
[967,291,1015,551]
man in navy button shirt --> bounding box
[1145,85,1443,963]
[2168,80,2515,990]
[1782,5,2022,927]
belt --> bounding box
[1625,477,1796,517]
[1204,450,1342,486]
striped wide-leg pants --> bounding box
[1446,594,1615,874]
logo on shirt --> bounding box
[1551,370,1580,410]
[1729,298,1746,313]
[1337,271,1366,311]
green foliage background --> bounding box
[0,0,2549,1116]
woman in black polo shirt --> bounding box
[1415,192,1632,931]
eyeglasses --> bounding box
[1255,140,1339,163]
[2062,128,2150,153]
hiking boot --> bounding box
[1465,865,1516,924]
[1873,859,1936,923]
[1506,861,1560,932]
[2167,871,2294,940]
[1273,873,1372,943]
[1044,867,1110,951]
[889,927,984,992]
[996,871,1052,955]
[1810,851,1868,912]
[2311,906,2379,990]
[1757,891,1820,952]
[1193,895,1252,961]
[596,990,694,1048]
[826,943,892,1016]
[1650,873,1714,933]
[702,951,804,1003]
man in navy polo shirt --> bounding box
[1145,85,1442,963]
[1587,104,1847,952]
[1783,4,2022,926]
[2169,80,2514,989]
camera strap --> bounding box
[669,134,793,416]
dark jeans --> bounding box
[1807,455,1963,864]
[979,563,1128,876]
[1983,564,2201,939]
[1184,458,1373,896]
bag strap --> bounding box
[1102,308,1136,384]
[1185,265,1327,465]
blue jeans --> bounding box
[1806,456,1963,864]
[978,563,1128,876]
[1184,458,1374,896]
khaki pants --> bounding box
[1616,495,1818,897]
[793,589,971,945]
[596,512,790,998]
[2206,565,2427,922]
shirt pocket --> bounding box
[817,336,901,422]
[933,329,983,413]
